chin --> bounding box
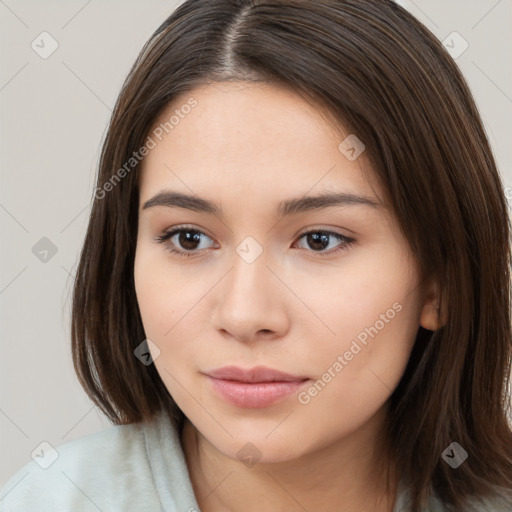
[210,433,310,466]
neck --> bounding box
[180,407,398,512]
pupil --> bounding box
[179,230,200,250]
[308,233,329,251]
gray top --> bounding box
[0,409,508,511]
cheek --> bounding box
[133,244,214,373]
[133,244,186,354]
[296,245,422,388]
[134,251,198,405]
[293,282,421,444]
[134,239,197,332]
[134,264,173,337]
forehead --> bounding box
[138,81,381,208]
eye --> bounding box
[155,226,356,258]
[294,229,355,256]
[154,225,216,258]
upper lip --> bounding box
[204,365,308,383]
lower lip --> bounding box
[207,377,309,408]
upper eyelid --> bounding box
[160,225,216,242]
[160,225,352,237]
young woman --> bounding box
[1,1,511,511]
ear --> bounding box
[419,277,447,331]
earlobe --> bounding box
[419,302,443,331]
[419,279,447,331]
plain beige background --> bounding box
[1,0,511,488]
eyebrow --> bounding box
[142,190,380,217]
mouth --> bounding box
[202,365,310,408]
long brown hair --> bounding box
[71,0,512,509]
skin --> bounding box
[134,81,442,512]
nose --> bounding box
[210,250,290,344]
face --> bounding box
[134,81,435,463]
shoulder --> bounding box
[429,489,512,512]
[395,484,512,512]
[0,420,158,512]
[428,492,512,512]
[466,494,512,512]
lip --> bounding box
[203,366,310,408]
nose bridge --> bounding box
[211,238,288,339]
[225,240,272,305]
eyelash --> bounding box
[154,225,356,259]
